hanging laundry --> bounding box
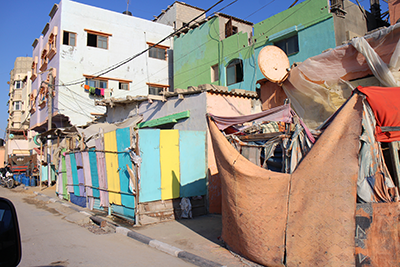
[84,84,90,90]
[89,87,96,95]
[95,88,101,96]
[100,88,105,96]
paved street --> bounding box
[0,186,193,267]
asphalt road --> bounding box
[0,186,194,267]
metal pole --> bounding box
[47,70,54,187]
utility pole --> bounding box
[47,69,54,187]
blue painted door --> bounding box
[179,131,207,197]
[139,129,161,203]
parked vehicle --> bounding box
[0,165,14,189]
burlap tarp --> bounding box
[209,94,363,266]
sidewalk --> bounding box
[22,184,260,267]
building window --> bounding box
[86,78,108,88]
[87,33,108,49]
[211,64,219,82]
[14,101,22,111]
[274,35,299,56]
[31,57,38,82]
[40,43,49,72]
[63,31,76,46]
[226,59,243,86]
[14,81,23,89]
[84,29,111,49]
[47,26,58,61]
[225,18,238,38]
[148,43,168,60]
[119,82,129,90]
[147,83,169,95]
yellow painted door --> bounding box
[104,131,121,205]
[160,130,180,200]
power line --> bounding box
[58,0,225,88]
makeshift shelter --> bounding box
[208,87,400,266]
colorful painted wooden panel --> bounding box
[81,151,93,197]
[104,131,121,205]
[69,153,80,197]
[139,129,161,203]
[116,128,135,215]
[111,204,135,220]
[65,154,74,193]
[179,131,207,197]
[95,137,108,207]
[57,158,63,197]
[61,150,69,200]
[88,148,100,198]
[160,130,180,200]
[41,165,56,182]
[75,152,85,197]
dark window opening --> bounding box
[119,82,129,90]
[87,33,108,49]
[226,59,243,86]
[149,86,164,95]
[274,35,299,56]
[225,18,238,38]
[63,31,76,46]
[149,46,166,60]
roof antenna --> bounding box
[123,0,132,16]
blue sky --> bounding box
[0,0,389,139]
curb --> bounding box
[34,191,225,267]
[116,226,225,267]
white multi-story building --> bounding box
[30,0,174,131]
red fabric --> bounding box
[357,86,400,142]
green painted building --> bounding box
[172,0,372,92]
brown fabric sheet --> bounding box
[356,203,400,266]
[208,114,290,266]
[286,93,362,266]
[209,94,363,266]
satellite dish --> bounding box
[258,45,290,84]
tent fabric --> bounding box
[356,203,400,266]
[357,86,400,142]
[209,104,315,143]
[358,96,398,203]
[208,94,363,266]
[209,104,292,130]
[282,23,400,129]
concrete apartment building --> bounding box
[30,0,174,132]
[6,57,33,158]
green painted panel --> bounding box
[138,111,190,128]
[253,0,332,47]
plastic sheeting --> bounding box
[282,23,400,129]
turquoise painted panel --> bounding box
[88,148,100,198]
[41,165,48,182]
[179,131,207,197]
[41,165,56,182]
[116,127,135,209]
[255,17,336,82]
[69,153,80,196]
[93,197,104,211]
[139,129,161,203]
[111,204,135,220]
